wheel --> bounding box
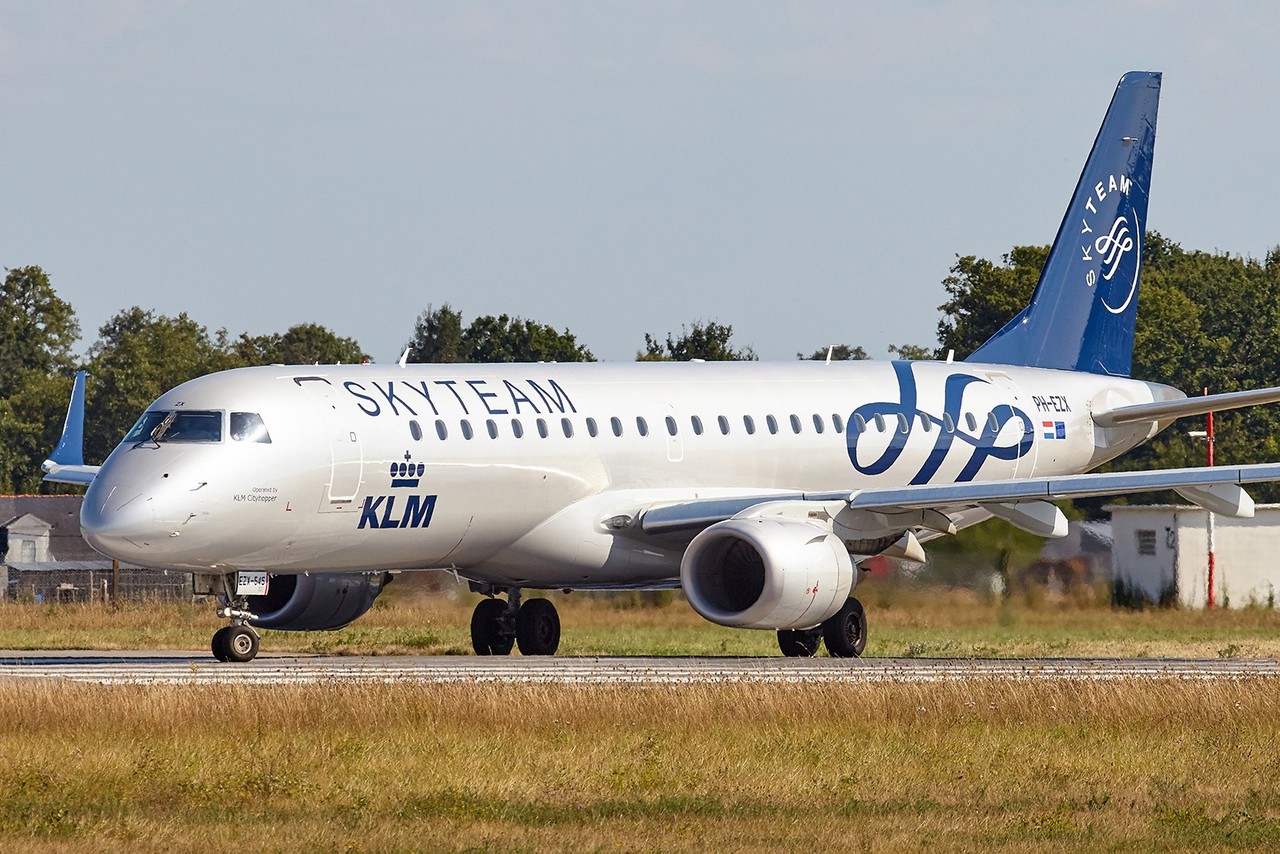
[223,625,260,663]
[211,627,230,662]
[777,628,822,657]
[471,598,514,655]
[822,597,867,658]
[515,598,561,656]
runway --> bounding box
[1,651,1279,684]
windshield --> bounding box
[123,410,223,444]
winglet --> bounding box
[42,370,100,485]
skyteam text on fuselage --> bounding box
[44,72,1280,662]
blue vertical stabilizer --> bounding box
[968,71,1161,376]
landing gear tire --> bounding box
[822,597,867,658]
[211,627,230,662]
[471,597,515,655]
[212,625,259,663]
[777,627,822,657]
[516,598,561,656]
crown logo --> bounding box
[390,450,424,488]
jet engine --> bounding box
[247,572,391,631]
[680,518,854,630]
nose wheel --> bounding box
[470,589,561,656]
[212,624,260,663]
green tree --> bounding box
[84,308,239,463]
[799,344,868,361]
[234,323,369,366]
[405,304,466,363]
[0,266,79,399]
[639,321,757,361]
[887,343,934,361]
[405,305,594,363]
[936,245,1048,359]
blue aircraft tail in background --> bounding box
[969,71,1161,377]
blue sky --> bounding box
[3,2,1278,364]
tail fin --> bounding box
[968,71,1161,376]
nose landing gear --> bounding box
[469,586,561,656]
[210,576,262,663]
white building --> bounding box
[1108,504,1280,608]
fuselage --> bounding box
[80,359,1181,588]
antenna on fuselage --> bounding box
[398,347,410,368]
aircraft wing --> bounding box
[41,370,100,486]
[638,463,1280,536]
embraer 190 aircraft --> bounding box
[45,71,1280,662]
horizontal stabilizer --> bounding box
[1094,386,1280,427]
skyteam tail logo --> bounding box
[1042,421,1066,440]
[358,451,437,530]
[847,362,1034,484]
[1079,172,1141,316]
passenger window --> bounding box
[562,417,574,438]
[666,416,678,436]
[943,413,955,433]
[537,419,549,439]
[919,413,932,432]
[611,417,623,437]
[832,414,844,434]
[230,412,271,444]
[460,420,474,440]
[435,420,448,440]
[511,418,524,439]
[813,414,825,434]
[743,415,755,435]
[897,414,909,434]
[487,419,499,439]
[965,413,978,433]
[987,412,1000,433]
[852,414,866,434]
[790,414,802,434]
[691,416,704,436]
[717,415,730,435]
[586,417,599,438]
[766,415,779,435]
[873,413,886,432]
[408,419,423,442]
[636,417,649,437]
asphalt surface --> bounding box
[1,651,1278,684]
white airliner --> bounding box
[44,71,1280,662]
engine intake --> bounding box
[680,518,854,630]
[247,572,391,631]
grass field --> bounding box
[2,678,1279,851]
[3,575,1280,659]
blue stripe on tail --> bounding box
[968,71,1161,377]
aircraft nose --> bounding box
[80,450,207,563]
[80,483,160,559]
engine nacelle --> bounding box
[680,518,854,630]
[247,572,391,631]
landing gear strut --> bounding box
[775,597,867,658]
[469,588,561,656]
[211,578,261,663]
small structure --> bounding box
[1,495,189,603]
[1108,504,1280,608]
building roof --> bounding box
[0,495,99,562]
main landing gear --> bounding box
[469,587,561,656]
[211,584,261,663]
[777,597,867,659]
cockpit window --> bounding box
[124,410,224,444]
[231,412,272,443]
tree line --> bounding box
[3,232,1279,497]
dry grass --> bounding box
[1,679,1279,850]
[4,577,1280,659]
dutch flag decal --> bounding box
[1042,421,1066,440]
